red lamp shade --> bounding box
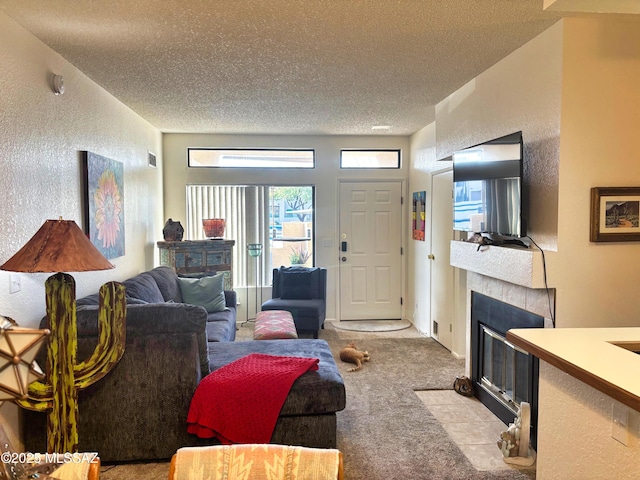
[0,219,114,273]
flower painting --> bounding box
[84,152,125,258]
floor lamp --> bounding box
[244,243,263,324]
[0,218,126,455]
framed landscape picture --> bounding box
[590,187,640,242]
[83,151,125,258]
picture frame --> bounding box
[590,187,640,242]
[83,151,125,258]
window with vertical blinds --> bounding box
[187,185,269,287]
[186,185,315,289]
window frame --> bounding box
[339,149,401,169]
[187,148,316,169]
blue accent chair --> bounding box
[261,266,327,338]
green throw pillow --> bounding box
[177,273,227,313]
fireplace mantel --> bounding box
[450,240,548,289]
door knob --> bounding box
[428,254,435,260]
[341,257,347,262]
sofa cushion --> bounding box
[122,273,165,303]
[126,297,149,305]
[178,273,227,313]
[279,267,321,299]
[146,266,183,303]
[77,291,148,306]
[262,298,325,318]
[205,311,237,342]
[208,339,345,416]
[76,293,100,307]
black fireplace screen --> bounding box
[481,325,530,412]
[471,292,543,449]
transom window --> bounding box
[188,148,315,168]
[340,149,401,169]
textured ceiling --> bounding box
[0,1,572,135]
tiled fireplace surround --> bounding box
[465,271,555,333]
[450,240,556,366]
[451,240,556,451]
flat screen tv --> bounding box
[453,131,526,237]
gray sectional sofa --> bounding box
[23,266,345,463]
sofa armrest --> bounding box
[76,302,210,375]
[224,290,237,308]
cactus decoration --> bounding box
[17,274,126,454]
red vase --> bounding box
[202,219,225,238]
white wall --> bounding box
[405,16,640,475]
[408,20,564,351]
[418,16,640,329]
[407,123,438,335]
[554,16,640,327]
[0,12,163,446]
[162,133,410,322]
[537,361,640,479]
[433,21,563,252]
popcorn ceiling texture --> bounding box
[0,1,563,135]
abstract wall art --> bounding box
[83,151,125,258]
[412,191,426,241]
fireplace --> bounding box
[471,292,543,449]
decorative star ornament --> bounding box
[0,316,49,401]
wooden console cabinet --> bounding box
[157,240,235,290]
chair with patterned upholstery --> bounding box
[169,444,343,480]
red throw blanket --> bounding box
[187,353,319,444]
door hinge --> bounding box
[400,297,403,305]
[401,247,403,255]
[401,196,404,205]
[450,324,453,333]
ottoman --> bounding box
[207,339,346,448]
[254,310,298,340]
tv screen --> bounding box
[453,131,525,237]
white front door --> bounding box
[429,170,454,350]
[339,181,403,320]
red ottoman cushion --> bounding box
[254,310,298,340]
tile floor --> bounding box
[414,389,536,473]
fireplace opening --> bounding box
[471,292,543,449]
